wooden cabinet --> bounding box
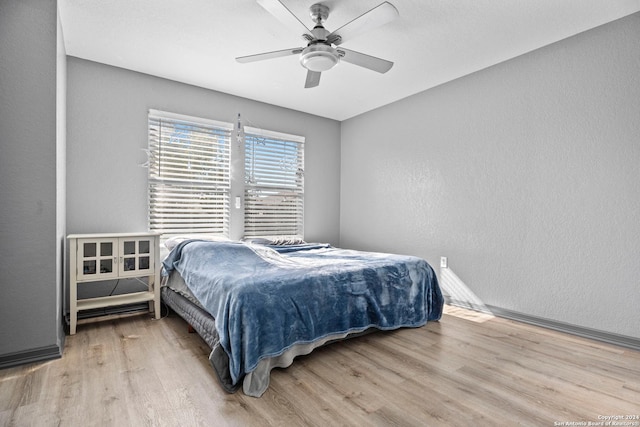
[68,232,161,334]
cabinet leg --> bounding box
[152,271,161,319]
[70,275,78,335]
[154,298,161,319]
[70,310,77,335]
[148,300,161,319]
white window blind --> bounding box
[244,127,304,239]
[148,110,232,239]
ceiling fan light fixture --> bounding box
[299,44,339,72]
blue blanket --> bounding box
[163,240,443,386]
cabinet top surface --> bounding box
[67,232,161,239]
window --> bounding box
[148,110,232,239]
[244,127,304,239]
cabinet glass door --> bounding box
[77,238,118,280]
[119,237,154,277]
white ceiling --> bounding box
[59,0,640,121]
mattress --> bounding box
[161,240,443,397]
[162,271,372,396]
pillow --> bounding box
[243,236,307,246]
[164,234,231,250]
[269,237,307,245]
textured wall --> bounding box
[340,13,640,339]
[56,2,67,350]
[66,58,341,311]
[0,0,62,356]
[66,58,341,244]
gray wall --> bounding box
[56,0,67,351]
[0,0,65,360]
[66,58,341,242]
[340,13,640,340]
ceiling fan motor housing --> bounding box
[300,4,338,72]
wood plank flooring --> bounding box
[1,305,639,426]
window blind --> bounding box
[244,126,304,239]
[148,110,232,239]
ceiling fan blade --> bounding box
[327,2,398,46]
[257,0,313,40]
[338,48,393,73]
[305,70,321,88]
[236,48,302,63]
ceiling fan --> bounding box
[236,0,399,88]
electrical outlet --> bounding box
[440,257,448,268]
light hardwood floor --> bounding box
[1,305,639,426]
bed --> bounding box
[161,239,444,397]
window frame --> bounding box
[243,126,305,240]
[147,109,233,241]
